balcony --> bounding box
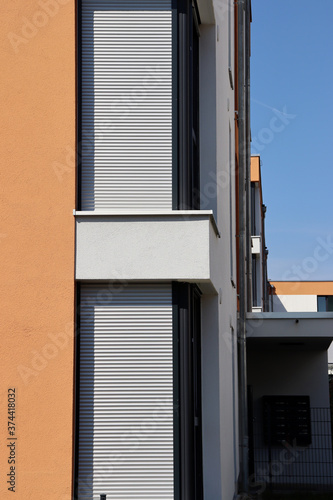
[75,210,220,293]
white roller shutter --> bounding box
[81,1,173,210]
[78,284,174,499]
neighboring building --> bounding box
[0,1,252,499]
[270,280,333,374]
[250,155,270,312]
[247,158,333,492]
[270,281,333,313]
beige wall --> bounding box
[0,1,75,498]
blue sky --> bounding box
[251,0,333,281]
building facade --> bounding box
[0,1,252,499]
[4,1,333,496]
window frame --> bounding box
[176,0,201,210]
[173,282,203,500]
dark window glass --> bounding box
[191,10,200,208]
[252,255,259,307]
[317,296,326,311]
[327,296,333,311]
[317,295,333,312]
[251,184,256,235]
[178,1,200,210]
[173,282,203,500]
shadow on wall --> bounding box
[271,295,287,312]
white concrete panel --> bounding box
[246,313,333,343]
[75,213,219,291]
[273,294,317,312]
[212,1,240,497]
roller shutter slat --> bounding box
[81,1,172,210]
[78,284,174,499]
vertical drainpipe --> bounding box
[237,0,249,494]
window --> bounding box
[251,184,256,235]
[79,0,173,211]
[173,282,203,499]
[79,0,201,212]
[177,0,200,209]
[317,295,333,312]
[76,281,203,499]
[77,284,175,499]
[229,125,235,285]
[252,255,259,307]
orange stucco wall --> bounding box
[271,281,333,296]
[0,1,75,499]
[250,155,260,183]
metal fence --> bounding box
[249,407,333,493]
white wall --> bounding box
[273,294,317,312]
[213,0,240,497]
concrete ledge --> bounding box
[75,211,220,292]
[246,312,333,348]
[247,312,333,320]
